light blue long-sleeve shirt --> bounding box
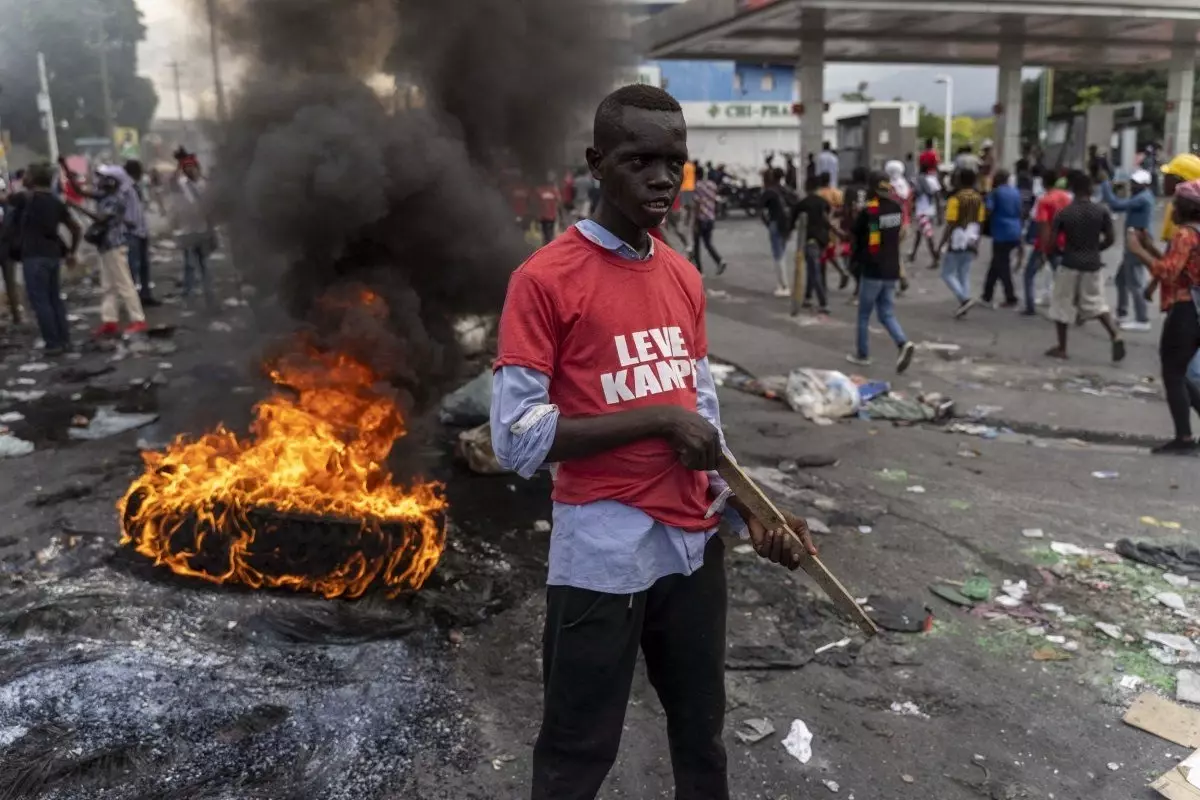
[490,219,745,594]
[1101,182,1154,232]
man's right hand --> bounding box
[659,407,721,471]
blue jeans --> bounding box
[1023,250,1060,313]
[941,250,974,304]
[803,242,828,308]
[183,245,214,307]
[1115,249,1148,322]
[22,257,70,350]
[767,222,786,262]
[857,278,907,359]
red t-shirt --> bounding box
[1037,189,1072,252]
[535,185,559,222]
[919,149,940,174]
[495,228,713,531]
[510,185,530,217]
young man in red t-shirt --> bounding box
[534,176,562,245]
[492,84,816,800]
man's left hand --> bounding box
[738,504,817,570]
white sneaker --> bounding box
[846,353,872,366]
[1120,320,1152,332]
[773,287,791,298]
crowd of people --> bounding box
[0,149,217,357]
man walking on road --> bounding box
[816,142,839,188]
[792,174,832,314]
[937,168,985,318]
[1100,169,1155,331]
[982,168,1021,308]
[490,84,816,800]
[1045,171,1124,363]
[691,166,727,275]
[846,173,916,373]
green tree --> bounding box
[840,81,873,103]
[0,0,157,153]
[918,107,944,144]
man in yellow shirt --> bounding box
[680,159,697,230]
[937,169,987,317]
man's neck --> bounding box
[590,203,650,259]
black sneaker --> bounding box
[954,298,976,319]
[1152,439,1198,456]
[896,341,916,374]
[1112,339,1126,363]
[838,273,850,290]
[716,261,728,276]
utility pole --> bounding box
[94,8,116,147]
[205,0,227,124]
[169,61,188,144]
[37,52,60,163]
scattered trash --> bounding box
[734,718,775,745]
[533,520,551,534]
[782,719,814,764]
[867,595,931,633]
[1026,626,1046,636]
[814,638,851,655]
[1158,592,1188,612]
[733,544,755,555]
[929,584,974,608]
[1145,632,1198,654]
[858,526,873,534]
[1096,622,1124,640]
[1151,748,1200,798]
[1178,671,1200,706]
[1050,541,1089,557]
[455,423,505,475]
[726,645,811,671]
[1123,692,1200,749]
[17,362,50,373]
[1045,635,1067,645]
[856,380,891,403]
[10,378,37,386]
[1032,647,1071,662]
[966,404,1003,419]
[995,596,1022,609]
[1119,675,1145,691]
[1000,580,1028,601]
[0,412,24,424]
[806,517,831,535]
[68,407,159,441]
[1107,762,1121,771]
[70,414,90,427]
[447,629,464,645]
[157,362,174,370]
[0,389,45,402]
[439,370,493,427]
[957,447,981,459]
[947,499,972,510]
[860,393,947,422]
[453,315,493,357]
[1141,516,1184,530]
[0,434,35,458]
[947,422,1000,438]
[822,779,840,793]
[961,575,993,602]
[1166,574,1192,589]
[916,342,961,353]
[877,468,909,482]
[785,369,860,421]
[905,485,927,494]
[222,297,247,308]
[1022,528,1045,539]
[1091,471,1120,480]
[890,701,929,719]
[901,774,915,784]
[1117,540,1200,577]
[490,754,516,771]
[208,320,233,333]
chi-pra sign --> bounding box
[602,326,698,405]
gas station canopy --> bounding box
[636,0,1200,68]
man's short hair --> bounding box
[818,171,831,187]
[804,175,820,193]
[957,168,977,188]
[1068,169,1092,195]
[925,138,934,149]
[26,162,54,189]
[822,141,832,151]
[594,84,682,149]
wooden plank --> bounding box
[717,453,879,637]
[1124,693,1200,749]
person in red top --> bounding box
[533,176,562,245]
[494,84,815,800]
[1127,179,1200,454]
[918,138,940,175]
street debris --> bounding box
[961,575,992,602]
[1119,675,1145,691]
[877,468,908,482]
[785,369,860,421]
[1021,528,1045,539]
[807,517,832,535]
[1123,692,1200,749]
[905,485,926,494]
[1091,471,1120,480]
[822,779,840,793]
[1107,762,1121,771]
[533,520,551,534]
[17,362,51,373]
[208,320,233,333]
[456,424,505,475]
[1151,748,1200,799]
[867,595,931,633]
[1142,516,1185,530]
[0,411,24,423]
[1117,539,1200,577]
[947,422,1004,439]
[734,718,775,745]
[1158,592,1188,612]
[1032,646,1071,662]
[814,638,851,655]
[0,434,35,458]
[858,526,873,534]
[1145,632,1198,654]
[1050,541,1089,557]
[68,407,159,441]
[929,584,975,608]
[782,719,814,764]
[440,370,492,427]
[726,645,811,671]
[1179,671,1200,706]
[1095,622,1124,640]
[1166,574,1192,589]
[890,701,929,719]
[0,389,45,402]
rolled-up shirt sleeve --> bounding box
[695,357,746,535]
[490,365,559,479]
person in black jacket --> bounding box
[791,175,831,313]
[847,173,915,373]
[762,167,794,297]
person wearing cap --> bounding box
[1101,169,1156,331]
[1126,178,1200,454]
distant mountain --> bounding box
[826,65,1041,116]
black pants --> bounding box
[802,241,828,308]
[126,235,153,299]
[692,220,722,273]
[541,220,556,246]
[1160,301,1200,440]
[0,258,21,323]
[983,240,1017,303]
[532,536,729,800]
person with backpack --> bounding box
[761,167,794,297]
[1126,178,1200,454]
[1,163,81,354]
[937,168,986,318]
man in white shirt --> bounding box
[816,142,839,188]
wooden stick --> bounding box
[718,452,879,637]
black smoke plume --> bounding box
[206,0,622,411]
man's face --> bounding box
[586,107,687,230]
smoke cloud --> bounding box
[205,0,623,412]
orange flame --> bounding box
[118,345,446,599]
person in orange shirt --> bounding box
[680,159,697,229]
[1127,179,1200,454]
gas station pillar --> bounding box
[996,41,1024,170]
[1165,36,1196,157]
[797,9,826,173]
